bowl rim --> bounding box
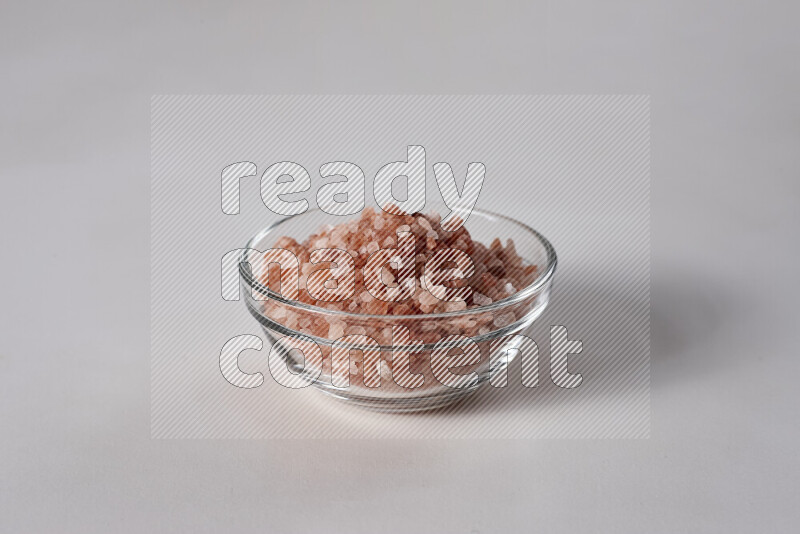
[238,206,557,320]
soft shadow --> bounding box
[412,267,741,419]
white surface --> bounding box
[1,1,799,532]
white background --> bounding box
[1,1,798,532]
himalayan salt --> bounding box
[327,320,346,340]
[345,325,367,336]
[443,300,468,312]
[493,312,516,328]
[418,290,438,307]
[473,292,492,307]
[258,206,539,344]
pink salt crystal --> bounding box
[418,290,438,307]
[381,327,393,342]
[262,206,539,355]
[380,360,393,381]
[505,239,517,256]
[327,320,346,340]
[493,312,515,328]
[473,292,492,307]
[380,267,396,285]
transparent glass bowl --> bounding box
[240,206,557,412]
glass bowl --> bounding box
[239,205,557,412]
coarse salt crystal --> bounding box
[327,321,346,339]
[260,206,541,354]
[473,292,492,307]
[493,312,515,328]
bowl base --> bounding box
[311,381,483,413]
